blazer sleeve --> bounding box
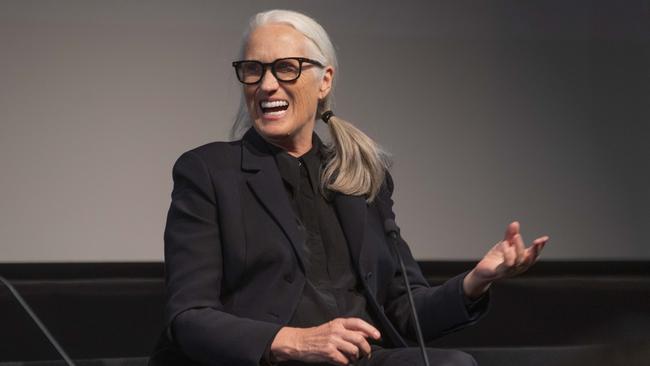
[164,151,282,365]
[376,173,489,342]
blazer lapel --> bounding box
[241,129,306,271]
[333,193,368,270]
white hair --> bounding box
[231,9,390,202]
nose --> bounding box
[259,67,279,91]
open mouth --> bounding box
[260,99,289,118]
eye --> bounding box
[275,60,299,74]
[241,62,262,75]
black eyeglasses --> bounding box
[232,57,325,85]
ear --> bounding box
[318,66,334,100]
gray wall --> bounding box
[1,0,648,262]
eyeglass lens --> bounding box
[237,59,301,84]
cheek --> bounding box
[291,88,319,116]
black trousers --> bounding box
[360,346,476,366]
[280,346,477,366]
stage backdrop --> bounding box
[1,0,648,262]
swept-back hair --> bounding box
[231,9,390,202]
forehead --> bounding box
[244,23,311,61]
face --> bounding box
[242,23,333,149]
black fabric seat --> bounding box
[1,262,648,366]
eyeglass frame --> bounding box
[231,57,325,85]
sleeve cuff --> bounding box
[260,327,282,365]
[459,274,490,318]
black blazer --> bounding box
[150,128,486,366]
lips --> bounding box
[259,99,289,119]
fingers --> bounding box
[504,222,549,264]
[475,223,548,283]
[534,236,550,246]
[340,330,372,358]
[522,236,549,265]
[504,221,520,242]
[340,318,381,340]
[497,221,550,277]
[342,331,371,356]
[502,240,517,267]
[326,347,352,366]
[512,233,526,265]
[328,318,378,363]
[285,319,379,365]
[331,337,361,364]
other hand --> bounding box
[270,317,381,365]
[463,221,549,298]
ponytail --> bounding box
[320,112,391,202]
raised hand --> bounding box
[270,318,381,365]
[463,221,549,299]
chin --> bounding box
[253,121,293,140]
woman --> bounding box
[151,9,549,366]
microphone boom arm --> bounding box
[0,276,76,366]
[384,219,430,366]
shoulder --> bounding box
[183,140,242,163]
[174,140,243,172]
[169,140,246,197]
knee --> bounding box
[429,349,477,366]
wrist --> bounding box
[463,269,492,300]
[270,327,299,362]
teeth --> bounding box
[260,100,289,108]
[264,110,286,116]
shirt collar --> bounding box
[267,134,325,196]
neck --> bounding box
[259,122,315,157]
[267,136,312,157]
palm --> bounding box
[473,222,548,282]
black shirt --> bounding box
[269,134,375,328]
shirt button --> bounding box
[365,272,373,280]
[284,274,294,283]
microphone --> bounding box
[384,219,430,366]
[0,276,77,366]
